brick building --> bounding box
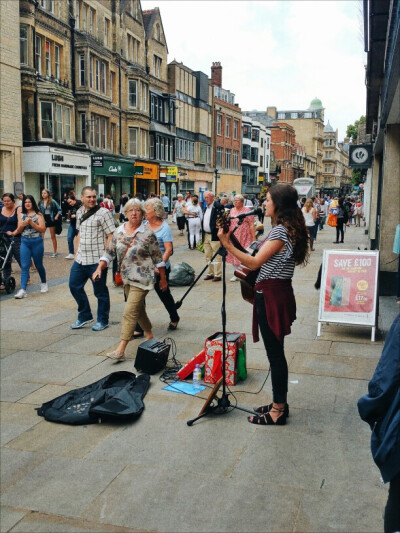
[211,62,242,196]
[0,0,23,195]
[270,122,296,184]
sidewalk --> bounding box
[0,220,395,532]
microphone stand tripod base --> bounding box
[187,378,256,426]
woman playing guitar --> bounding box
[218,184,309,426]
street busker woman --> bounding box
[218,183,309,426]
[92,198,167,361]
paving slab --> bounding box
[330,340,383,358]
[1,456,125,518]
[83,465,304,532]
[0,381,43,403]
[41,334,121,355]
[7,420,119,459]
[295,484,386,532]
[17,384,78,406]
[0,351,104,384]
[233,410,378,493]
[0,331,70,353]
[289,352,379,380]
[9,512,141,532]
[0,448,46,492]
[0,507,27,532]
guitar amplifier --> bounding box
[134,338,170,375]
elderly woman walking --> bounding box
[133,198,180,336]
[93,199,167,361]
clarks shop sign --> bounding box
[92,156,133,178]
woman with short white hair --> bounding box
[133,197,180,334]
[172,193,186,236]
[93,198,167,360]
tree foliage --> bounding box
[346,116,366,143]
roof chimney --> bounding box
[211,61,222,88]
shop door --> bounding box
[48,175,61,204]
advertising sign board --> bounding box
[318,250,379,341]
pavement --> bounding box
[1,219,398,533]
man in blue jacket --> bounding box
[358,315,400,533]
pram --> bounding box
[0,234,16,294]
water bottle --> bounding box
[193,364,201,390]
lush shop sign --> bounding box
[92,156,133,178]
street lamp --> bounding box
[214,168,219,196]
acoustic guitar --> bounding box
[216,210,260,304]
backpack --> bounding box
[37,371,150,425]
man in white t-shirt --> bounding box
[202,191,224,282]
[243,194,253,207]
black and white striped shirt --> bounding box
[256,225,295,283]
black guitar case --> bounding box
[37,371,150,425]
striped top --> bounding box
[256,225,295,283]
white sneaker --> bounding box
[15,289,27,299]
[51,253,58,258]
[64,253,74,260]
[230,276,238,282]
[40,283,48,293]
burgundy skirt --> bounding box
[252,278,297,343]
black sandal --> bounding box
[168,319,180,331]
[254,403,289,417]
[248,407,287,426]
[131,332,144,340]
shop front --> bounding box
[92,155,134,201]
[134,161,159,198]
[160,165,178,209]
[184,169,213,196]
[23,146,90,204]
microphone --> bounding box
[230,207,262,220]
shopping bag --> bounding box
[327,213,338,227]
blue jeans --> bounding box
[67,225,79,254]
[20,237,46,290]
[69,262,110,324]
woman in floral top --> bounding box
[93,199,167,360]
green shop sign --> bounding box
[92,156,133,178]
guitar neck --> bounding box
[230,232,248,254]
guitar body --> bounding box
[234,263,259,304]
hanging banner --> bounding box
[318,250,379,339]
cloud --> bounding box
[141,0,366,138]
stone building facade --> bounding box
[321,121,351,196]
[241,115,269,195]
[0,1,24,195]
[168,60,213,198]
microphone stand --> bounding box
[187,219,256,426]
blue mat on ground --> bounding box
[163,381,206,395]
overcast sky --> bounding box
[141,0,366,140]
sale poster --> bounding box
[318,250,379,326]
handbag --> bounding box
[114,271,123,286]
[327,213,338,227]
[54,217,63,235]
[114,236,135,287]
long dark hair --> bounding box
[22,195,40,215]
[269,183,309,266]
